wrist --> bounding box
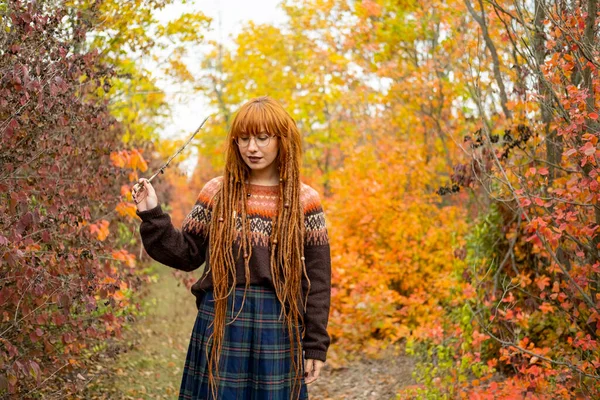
[136,203,163,220]
[303,349,327,362]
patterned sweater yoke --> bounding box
[182,176,328,246]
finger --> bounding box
[132,182,146,194]
[304,359,315,383]
[312,362,322,379]
[133,188,146,203]
[304,359,314,373]
[141,179,151,192]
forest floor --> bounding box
[85,263,416,399]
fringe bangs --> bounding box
[231,96,291,138]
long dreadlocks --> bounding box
[204,96,310,400]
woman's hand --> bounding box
[131,178,158,212]
[304,359,324,384]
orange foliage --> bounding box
[115,202,138,219]
[110,148,148,172]
[327,135,469,356]
[88,220,110,241]
[112,249,136,268]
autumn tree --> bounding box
[68,0,211,145]
[427,0,600,396]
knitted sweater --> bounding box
[135,176,332,362]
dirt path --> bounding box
[85,264,415,399]
[308,344,415,400]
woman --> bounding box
[132,96,332,399]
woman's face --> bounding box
[237,131,279,174]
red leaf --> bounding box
[29,331,40,343]
[581,142,596,156]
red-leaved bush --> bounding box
[0,2,151,397]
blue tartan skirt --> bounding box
[178,285,309,400]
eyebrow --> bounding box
[240,131,269,135]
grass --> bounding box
[86,263,201,399]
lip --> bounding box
[248,157,262,163]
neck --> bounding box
[248,165,279,185]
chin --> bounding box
[246,163,264,170]
[246,159,275,170]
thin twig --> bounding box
[131,115,211,203]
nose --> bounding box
[247,136,259,152]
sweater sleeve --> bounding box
[301,188,332,362]
[135,179,216,272]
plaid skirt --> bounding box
[178,285,309,400]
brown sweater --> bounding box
[135,176,332,362]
